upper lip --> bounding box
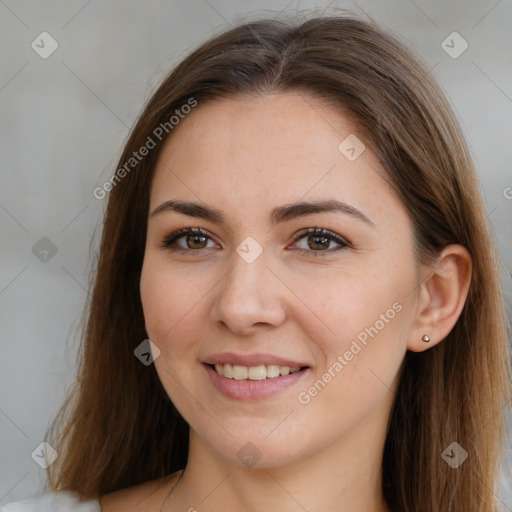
[204,352,310,368]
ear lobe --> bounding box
[407,244,472,352]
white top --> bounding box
[1,492,101,512]
[1,490,404,511]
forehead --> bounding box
[149,93,395,224]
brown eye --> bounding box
[306,233,331,251]
[185,232,208,249]
[162,227,217,254]
[290,227,350,257]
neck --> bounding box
[166,413,392,512]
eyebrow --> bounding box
[149,198,376,229]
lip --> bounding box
[203,352,310,368]
[203,363,310,401]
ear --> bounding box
[408,244,472,352]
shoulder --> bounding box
[99,471,182,512]
[1,491,100,512]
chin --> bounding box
[199,430,310,470]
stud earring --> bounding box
[421,334,431,343]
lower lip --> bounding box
[203,364,310,401]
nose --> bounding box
[210,248,287,335]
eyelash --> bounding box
[161,227,351,258]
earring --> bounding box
[421,334,431,343]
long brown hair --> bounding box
[46,12,511,511]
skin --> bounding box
[101,92,471,512]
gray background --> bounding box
[1,0,511,508]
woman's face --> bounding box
[140,92,421,468]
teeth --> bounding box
[266,365,280,378]
[233,365,248,380]
[248,365,266,381]
[212,363,303,380]
[280,366,290,376]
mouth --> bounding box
[207,363,309,380]
[202,363,311,401]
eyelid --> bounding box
[162,227,219,249]
[290,227,351,248]
[161,226,351,255]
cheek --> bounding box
[294,268,402,344]
[293,261,412,387]
[291,280,408,434]
[139,258,201,399]
[140,256,201,343]
[140,262,171,340]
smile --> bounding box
[203,363,310,401]
[212,363,304,380]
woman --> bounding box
[3,12,510,512]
